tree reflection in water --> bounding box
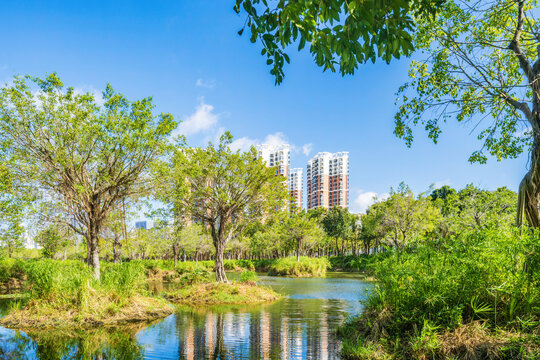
[0,325,145,360]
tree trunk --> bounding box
[517,140,540,228]
[88,220,101,279]
[173,242,178,268]
[215,239,228,282]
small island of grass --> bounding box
[268,256,330,277]
[0,259,173,330]
[164,269,280,305]
[165,281,280,305]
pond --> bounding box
[0,273,372,359]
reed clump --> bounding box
[0,259,172,329]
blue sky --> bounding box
[0,0,529,213]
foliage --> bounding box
[165,281,279,305]
[268,256,330,277]
[363,183,440,249]
[176,267,213,286]
[281,212,325,259]
[158,132,288,282]
[239,270,258,283]
[339,227,540,358]
[0,74,176,278]
[430,184,517,235]
[34,224,73,259]
[234,0,443,84]
[393,0,540,227]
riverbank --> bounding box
[338,229,540,359]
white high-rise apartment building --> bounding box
[256,144,290,177]
[306,152,349,210]
[288,168,303,211]
[257,144,303,211]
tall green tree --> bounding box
[0,74,175,278]
[393,0,540,227]
[321,207,357,255]
[234,0,443,84]
[369,183,440,249]
[163,133,288,282]
[281,212,325,261]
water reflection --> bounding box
[158,299,349,360]
[0,274,371,360]
[0,326,144,359]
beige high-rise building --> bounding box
[306,152,349,210]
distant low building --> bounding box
[135,221,147,230]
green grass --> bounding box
[165,281,280,305]
[0,259,172,329]
[268,256,330,277]
[339,228,540,359]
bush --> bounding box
[239,270,258,283]
[339,228,540,358]
[0,258,25,283]
[177,268,213,286]
[268,256,330,277]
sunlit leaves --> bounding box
[235,0,443,84]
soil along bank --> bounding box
[338,228,540,359]
[0,260,173,330]
[268,256,330,277]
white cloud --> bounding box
[351,190,389,214]
[229,132,290,152]
[433,179,452,189]
[195,78,216,89]
[73,86,105,106]
[302,143,313,156]
[177,97,220,136]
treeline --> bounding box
[0,74,519,283]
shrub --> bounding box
[239,270,258,283]
[339,228,540,358]
[268,256,330,277]
[177,268,213,286]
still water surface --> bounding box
[0,273,372,359]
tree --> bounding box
[281,212,325,261]
[393,0,540,227]
[430,184,517,234]
[371,183,440,249]
[164,133,288,282]
[234,0,443,84]
[321,207,357,255]
[0,74,175,278]
[35,224,73,259]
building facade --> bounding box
[288,168,303,211]
[257,144,303,212]
[256,144,290,177]
[306,152,349,210]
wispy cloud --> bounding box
[176,97,220,136]
[195,78,216,89]
[302,143,313,156]
[350,190,389,214]
[230,132,290,152]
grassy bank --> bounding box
[165,269,279,305]
[0,260,172,329]
[339,228,540,359]
[268,256,330,277]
